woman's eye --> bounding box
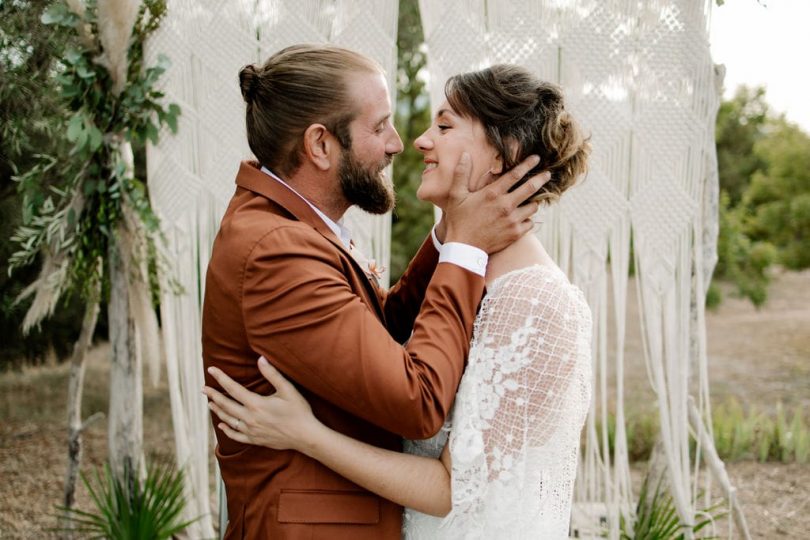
[438,125,451,131]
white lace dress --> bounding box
[403,264,592,539]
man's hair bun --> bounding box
[239,64,259,103]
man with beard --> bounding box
[202,44,547,539]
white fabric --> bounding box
[418,1,721,535]
[431,227,489,277]
[404,265,592,539]
[438,243,488,277]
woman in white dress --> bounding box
[206,64,593,539]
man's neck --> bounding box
[280,168,350,223]
[261,166,353,248]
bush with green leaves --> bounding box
[712,85,810,306]
[57,459,197,539]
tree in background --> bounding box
[744,118,810,270]
[390,0,433,281]
[0,0,86,368]
[712,85,810,306]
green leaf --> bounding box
[76,65,95,80]
[66,115,83,142]
[65,49,83,65]
[61,84,81,98]
[88,126,103,151]
[145,122,159,144]
[165,110,178,133]
[41,3,69,25]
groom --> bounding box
[202,44,544,539]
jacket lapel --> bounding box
[234,161,386,319]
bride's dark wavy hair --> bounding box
[445,64,590,204]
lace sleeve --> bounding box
[442,266,592,537]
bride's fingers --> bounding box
[218,422,251,445]
[207,366,255,407]
[257,357,297,398]
[203,385,248,424]
[207,400,240,430]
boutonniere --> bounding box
[366,260,385,281]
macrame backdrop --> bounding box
[144,1,399,535]
[419,0,720,537]
[147,0,721,536]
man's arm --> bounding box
[379,234,440,344]
[242,224,482,439]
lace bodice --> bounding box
[403,265,592,539]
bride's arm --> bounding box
[204,357,453,516]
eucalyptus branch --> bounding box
[10,0,181,310]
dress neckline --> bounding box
[486,263,564,293]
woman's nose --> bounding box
[413,131,432,152]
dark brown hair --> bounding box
[239,44,381,176]
[445,64,590,204]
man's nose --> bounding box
[388,130,404,155]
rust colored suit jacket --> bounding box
[202,162,485,539]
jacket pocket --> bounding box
[277,489,380,524]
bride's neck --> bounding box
[485,232,552,287]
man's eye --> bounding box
[438,125,451,131]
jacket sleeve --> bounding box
[380,234,440,344]
[241,225,484,439]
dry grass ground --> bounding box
[1,269,808,538]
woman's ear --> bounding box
[302,124,336,171]
[489,138,520,176]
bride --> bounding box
[205,64,592,539]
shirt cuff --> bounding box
[439,242,488,278]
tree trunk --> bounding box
[107,138,143,484]
[63,298,101,511]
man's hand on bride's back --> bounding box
[443,153,550,254]
[203,357,317,452]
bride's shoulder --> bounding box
[486,264,590,319]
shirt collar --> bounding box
[260,166,353,250]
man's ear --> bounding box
[303,124,336,171]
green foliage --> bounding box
[390,0,434,281]
[620,476,723,540]
[56,459,197,539]
[600,410,659,463]
[0,0,85,365]
[710,398,808,463]
[714,192,776,307]
[713,85,810,306]
[715,87,769,205]
[8,0,180,308]
[743,119,810,270]
[600,399,809,464]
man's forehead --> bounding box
[347,71,391,116]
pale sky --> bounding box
[710,1,810,131]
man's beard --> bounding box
[338,147,395,215]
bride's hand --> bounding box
[203,356,318,452]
